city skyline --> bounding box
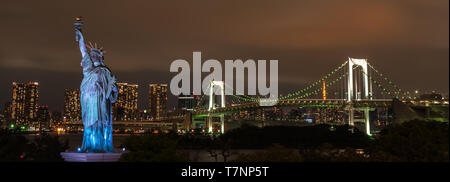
[0,0,448,112]
[0,0,448,166]
[1,79,448,113]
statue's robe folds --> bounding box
[80,55,118,153]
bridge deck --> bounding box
[193,99,393,117]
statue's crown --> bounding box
[87,42,106,56]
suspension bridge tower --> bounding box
[207,80,226,133]
[347,57,373,135]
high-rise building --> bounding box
[113,83,139,121]
[64,89,81,121]
[50,111,63,130]
[11,82,39,126]
[149,84,168,119]
[2,102,12,121]
[137,109,151,121]
[177,92,197,113]
[37,105,50,131]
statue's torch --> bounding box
[74,16,83,41]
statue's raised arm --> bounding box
[76,29,88,58]
[75,17,88,58]
[74,17,94,76]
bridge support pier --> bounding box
[348,106,355,126]
[207,116,213,133]
[349,106,372,136]
[205,114,225,134]
[185,112,192,131]
[364,107,370,136]
[220,114,224,134]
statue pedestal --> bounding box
[61,152,123,162]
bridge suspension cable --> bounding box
[278,60,349,101]
[363,62,412,99]
[193,83,211,110]
[193,59,413,112]
[223,82,260,103]
[284,64,360,101]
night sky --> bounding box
[0,0,448,112]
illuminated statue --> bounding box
[75,17,118,153]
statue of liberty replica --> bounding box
[74,17,118,153]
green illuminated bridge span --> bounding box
[192,99,393,118]
[187,58,426,135]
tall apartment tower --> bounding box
[149,84,168,119]
[64,89,81,121]
[37,105,50,131]
[177,91,198,113]
[11,82,39,126]
[113,83,139,121]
